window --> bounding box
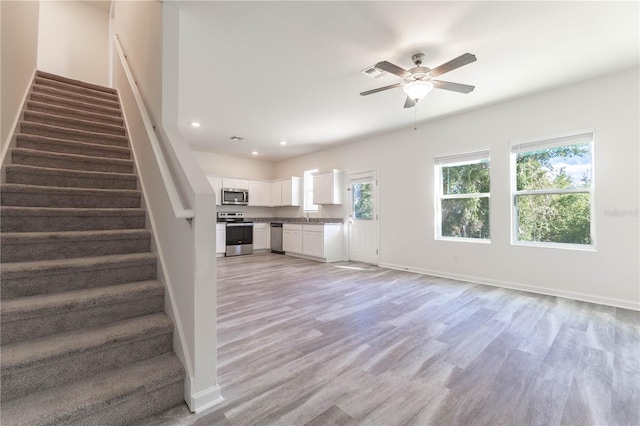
[303,169,318,212]
[511,130,594,247]
[435,150,490,240]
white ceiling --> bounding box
[169,1,639,162]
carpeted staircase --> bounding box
[1,71,185,425]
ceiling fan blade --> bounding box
[432,80,475,94]
[404,96,416,109]
[360,83,403,96]
[429,53,477,77]
[374,61,411,79]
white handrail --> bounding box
[114,35,194,220]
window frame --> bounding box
[303,168,319,213]
[510,129,595,250]
[435,150,491,243]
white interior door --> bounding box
[348,171,378,264]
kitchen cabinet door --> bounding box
[303,227,324,258]
[270,181,282,207]
[283,224,303,254]
[248,181,270,206]
[253,223,270,250]
[312,170,343,205]
[215,224,226,254]
[282,177,301,206]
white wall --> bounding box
[275,68,640,309]
[195,150,276,180]
[37,0,109,86]
[1,0,39,159]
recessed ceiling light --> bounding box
[252,151,259,155]
[279,140,287,146]
[191,122,201,127]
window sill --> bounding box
[436,237,491,244]
[512,241,596,252]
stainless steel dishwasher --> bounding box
[270,223,284,254]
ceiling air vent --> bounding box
[361,65,387,79]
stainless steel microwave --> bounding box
[222,188,249,205]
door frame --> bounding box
[346,169,379,265]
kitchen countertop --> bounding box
[246,217,344,224]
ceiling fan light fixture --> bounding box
[403,80,433,100]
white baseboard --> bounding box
[378,262,640,311]
[185,377,224,414]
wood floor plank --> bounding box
[135,254,640,426]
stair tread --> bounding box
[34,76,119,101]
[12,147,133,165]
[5,164,137,180]
[1,280,163,322]
[36,70,118,95]
[1,183,141,197]
[27,100,124,125]
[16,133,131,154]
[33,84,120,108]
[24,110,125,132]
[20,121,128,143]
[1,206,145,216]
[1,228,151,243]
[1,313,171,370]
[1,252,156,277]
[30,92,122,117]
[0,352,182,425]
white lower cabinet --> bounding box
[283,224,303,254]
[302,225,324,258]
[283,223,343,262]
[216,223,226,255]
[253,223,270,250]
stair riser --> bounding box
[32,85,120,110]
[1,296,164,345]
[5,168,138,190]
[24,112,126,137]
[67,379,184,426]
[1,334,172,402]
[16,137,131,160]
[1,192,141,209]
[30,92,122,117]
[20,123,128,148]
[0,214,145,233]
[1,236,150,262]
[12,152,133,174]
[1,262,156,299]
[34,77,119,102]
[27,102,123,127]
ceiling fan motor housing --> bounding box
[406,66,432,83]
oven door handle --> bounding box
[226,223,253,227]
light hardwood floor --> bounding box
[137,253,640,426]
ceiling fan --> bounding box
[360,52,477,108]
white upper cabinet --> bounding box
[222,178,249,190]
[248,180,270,206]
[271,177,301,207]
[312,170,343,205]
[207,176,222,206]
[282,177,301,206]
[270,181,282,207]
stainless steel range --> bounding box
[217,212,253,257]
